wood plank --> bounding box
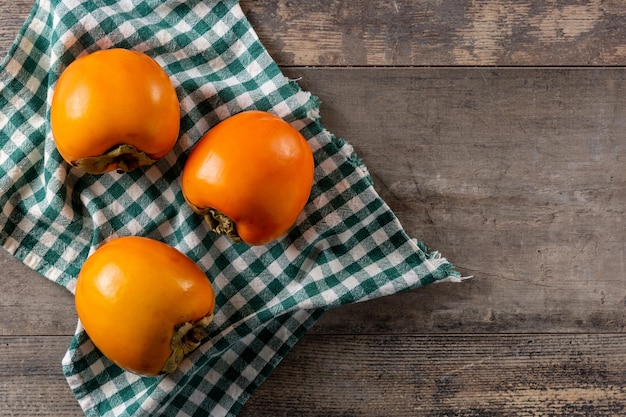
[2,67,625,336]
[0,253,76,336]
[4,334,626,417]
[3,1,626,67]
[0,336,83,417]
[284,67,626,334]
[0,0,32,56]
[239,333,626,416]
[242,0,626,66]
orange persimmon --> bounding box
[50,48,180,174]
[181,110,315,246]
[74,236,215,376]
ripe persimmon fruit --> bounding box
[50,48,180,174]
[74,236,215,376]
[181,110,315,245]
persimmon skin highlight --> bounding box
[50,48,180,173]
[74,236,215,377]
[181,110,315,245]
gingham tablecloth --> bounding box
[0,1,461,416]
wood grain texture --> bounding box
[0,253,76,336]
[0,337,83,417]
[1,0,626,416]
[0,0,32,55]
[3,334,626,417]
[241,334,626,417]
[293,67,626,335]
[242,0,626,66]
[5,0,626,66]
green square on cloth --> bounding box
[0,0,462,416]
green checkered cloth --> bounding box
[0,0,461,416]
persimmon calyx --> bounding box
[205,208,242,243]
[71,144,158,174]
[161,313,214,374]
[185,200,242,243]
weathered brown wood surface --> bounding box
[1,1,625,416]
[242,0,626,67]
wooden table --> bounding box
[2,1,625,415]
